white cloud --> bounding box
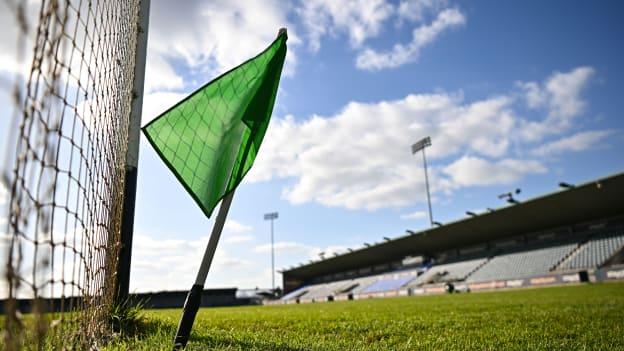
[296,0,461,70]
[248,67,597,211]
[224,219,253,234]
[130,219,256,291]
[517,82,545,109]
[223,235,254,244]
[130,233,256,292]
[531,130,613,157]
[249,92,517,210]
[546,67,595,119]
[141,91,187,124]
[397,0,448,23]
[517,66,595,142]
[222,219,254,244]
[148,0,299,89]
[298,0,394,52]
[143,53,184,93]
[400,211,427,220]
[253,241,350,261]
[443,156,546,187]
[254,241,311,254]
[356,8,465,70]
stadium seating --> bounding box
[467,244,576,282]
[559,232,624,270]
[281,286,309,301]
[360,276,414,294]
[409,258,488,287]
[280,226,624,303]
[347,275,382,295]
[282,277,378,301]
[282,271,415,301]
[300,281,349,301]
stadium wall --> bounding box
[0,288,251,314]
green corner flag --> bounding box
[142,32,287,217]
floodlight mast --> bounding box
[411,136,434,227]
[264,212,279,292]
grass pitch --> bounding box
[104,282,624,350]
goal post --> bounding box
[2,0,149,348]
[115,0,151,306]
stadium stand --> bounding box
[361,276,414,294]
[281,287,308,301]
[280,228,624,303]
[559,231,624,270]
[279,173,624,303]
[282,273,415,301]
[348,275,383,295]
[282,279,364,302]
[409,258,488,287]
[466,244,576,282]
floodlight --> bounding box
[263,212,278,220]
[466,211,477,217]
[498,189,520,204]
[433,221,442,227]
[498,192,511,199]
[383,236,391,241]
[411,136,434,227]
[411,136,432,154]
[264,212,279,291]
[559,182,575,189]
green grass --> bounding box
[103,282,623,350]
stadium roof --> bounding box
[282,172,624,281]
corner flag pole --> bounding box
[173,190,235,349]
[170,28,287,350]
[115,0,150,304]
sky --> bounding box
[1,0,624,293]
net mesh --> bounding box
[2,0,141,348]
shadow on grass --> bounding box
[188,334,310,351]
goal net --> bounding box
[2,0,142,348]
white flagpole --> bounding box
[173,190,235,350]
[195,191,235,286]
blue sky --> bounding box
[1,0,624,292]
